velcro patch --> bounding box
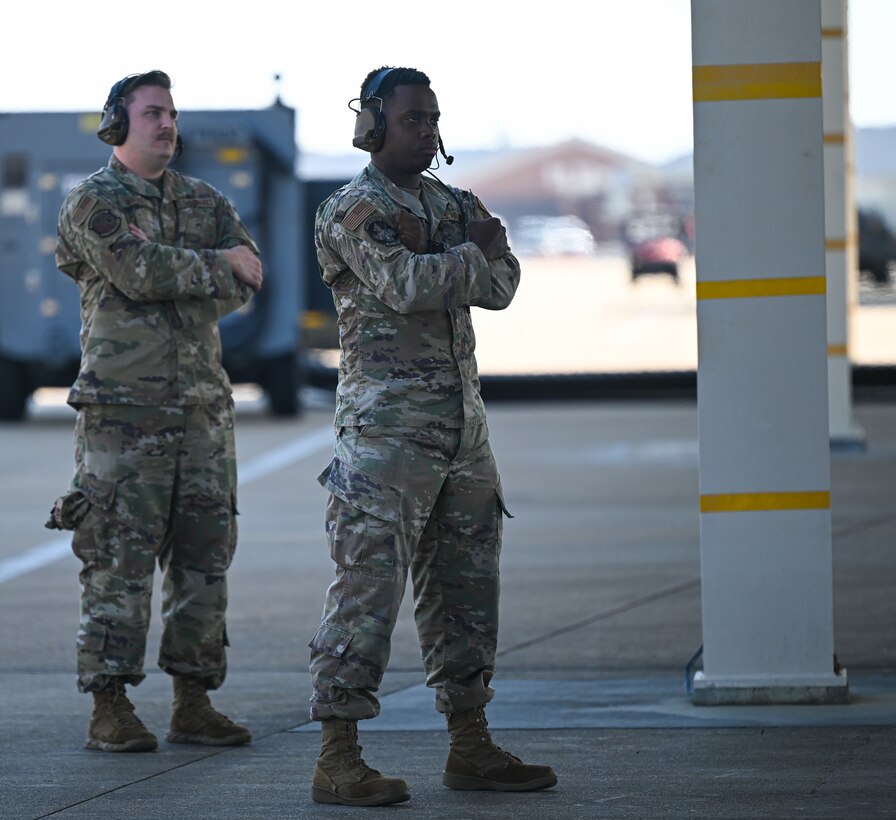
[71,194,98,226]
[365,217,401,247]
[87,210,121,238]
[341,200,376,231]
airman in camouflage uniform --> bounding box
[307,66,556,807]
[47,70,261,753]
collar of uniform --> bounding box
[364,162,453,226]
[364,163,424,219]
[108,155,165,200]
[363,161,394,193]
[419,176,451,228]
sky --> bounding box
[1,0,893,165]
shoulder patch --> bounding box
[341,200,376,231]
[87,210,121,238]
[71,193,99,226]
[365,217,401,247]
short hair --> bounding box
[122,70,172,105]
[102,70,172,114]
[360,66,430,104]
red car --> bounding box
[631,236,688,284]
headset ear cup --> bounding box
[97,101,128,146]
[353,108,380,151]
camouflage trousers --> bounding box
[47,402,238,693]
[308,422,510,721]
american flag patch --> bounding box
[341,201,376,231]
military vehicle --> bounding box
[0,101,306,420]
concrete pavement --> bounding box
[1,392,894,818]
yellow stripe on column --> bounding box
[693,62,821,102]
[701,491,830,513]
[823,133,845,144]
[696,276,826,300]
[821,27,844,38]
[828,343,848,357]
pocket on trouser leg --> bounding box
[308,623,382,720]
[309,623,355,679]
[76,620,146,692]
[437,483,507,579]
[61,476,119,566]
[318,458,404,577]
[169,491,237,573]
[309,622,386,691]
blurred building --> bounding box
[299,127,895,252]
[299,139,695,250]
[448,139,693,245]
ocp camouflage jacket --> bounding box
[315,163,520,427]
[56,155,258,407]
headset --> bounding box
[350,68,453,164]
[97,70,183,158]
[350,67,392,153]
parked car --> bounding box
[624,213,689,284]
[858,208,895,285]
[510,215,598,257]
[630,236,688,283]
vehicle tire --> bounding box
[0,356,29,421]
[263,352,300,417]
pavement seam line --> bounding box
[496,577,701,657]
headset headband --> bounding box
[104,74,142,111]
[361,68,394,105]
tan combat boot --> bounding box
[85,679,158,752]
[443,705,558,791]
[167,676,251,746]
[311,718,410,806]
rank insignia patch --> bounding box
[88,210,121,238]
[365,218,401,246]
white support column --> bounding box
[822,0,865,449]
[690,0,848,705]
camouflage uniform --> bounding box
[309,163,520,720]
[48,155,258,693]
